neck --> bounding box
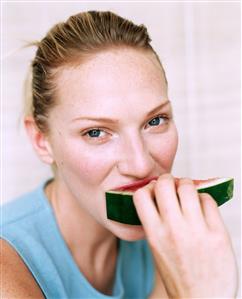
[45,178,118,295]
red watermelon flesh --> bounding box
[112,176,219,192]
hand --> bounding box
[133,174,238,298]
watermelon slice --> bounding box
[105,177,234,225]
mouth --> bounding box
[112,176,158,192]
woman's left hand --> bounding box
[133,174,238,298]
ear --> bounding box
[24,116,54,165]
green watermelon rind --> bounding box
[105,178,234,225]
[106,192,142,225]
[197,179,234,206]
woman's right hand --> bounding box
[133,174,238,298]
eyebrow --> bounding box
[146,100,170,117]
[71,100,170,124]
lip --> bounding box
[112,176,158,192]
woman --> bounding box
[1,11,238,298]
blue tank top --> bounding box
[1,181,155,298]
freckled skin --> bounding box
[47,48,178,241]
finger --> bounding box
[177,178,206,227]
[199,193,228,232]
[155,174,183,223]
[133,180,162,236]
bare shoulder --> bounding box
[1,239,45,299]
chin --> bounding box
[108,220,147,241]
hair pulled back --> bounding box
[26,10,166,133]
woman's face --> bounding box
[47,48,178,241]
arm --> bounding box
[1,239,45,299]
[148,267,169,299]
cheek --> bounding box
[54,141,116,186]
[149,126,178,168]
[77,154,111,184]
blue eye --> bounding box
[82,128,110,143]
[148,116,163,126]
[87,129,102,138]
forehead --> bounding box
[54,48,168,115]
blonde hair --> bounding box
[25,10,167,133]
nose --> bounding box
[117,133,155,178]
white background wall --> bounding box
[2,1,241,295]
